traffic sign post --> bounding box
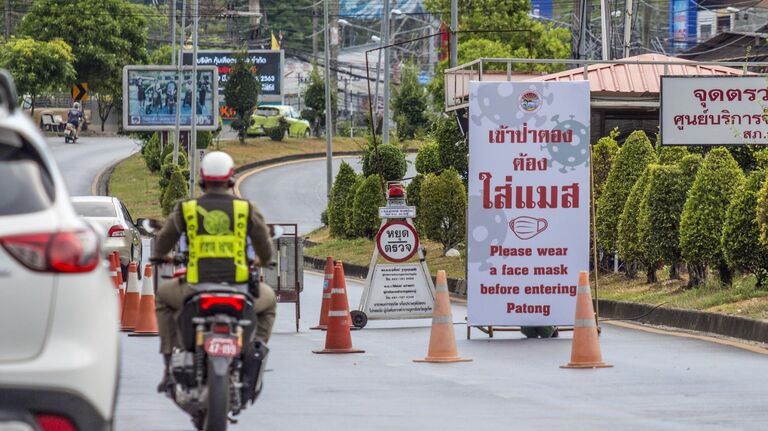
[72,82,89,103]
[352,182,436,328]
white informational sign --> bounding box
[379,206,416,219]
[364,264,434,319]
[376,220,419,263]
[661,76,768,145]
[467,81,591,327]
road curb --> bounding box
[92,156,131,196]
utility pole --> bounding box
[622,0,634,58]
[330,0,339,136]
[323,0,333,198]
[173,0,187,165]
[600,0,610,60]
[313,1,319,58]
[382,0,391,145]
[190,0,199,198]
[641,1,651,51]
[4,0,11,40]
[449,0,457,68]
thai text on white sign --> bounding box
[661,76,768,145]
[364,264,434,319]
[467,81,590,326]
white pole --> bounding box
[600,0,610,60]
[172,0,186,164]
[171,0,176,66]
[450,0,457,68]
[189,0,199,198]
[382,0,391,145]
[623,0,633,58]
[323,0,333,198]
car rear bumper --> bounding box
[0,387,111,431]
[103,238,132,265]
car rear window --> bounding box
[0,137,55,216]
[256,108,279,116]
[72,202,117,218]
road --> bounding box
[49,143,768,430]
[47,135,140,196]
[237,156,416,235]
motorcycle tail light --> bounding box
[36,414,77,431]
[1,230,99,273]
[199,294,245,312]
[213,323,230,334]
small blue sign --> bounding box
[418,72,430,85]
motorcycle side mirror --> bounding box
[270,225,284,241]
[138,218,163,235]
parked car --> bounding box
[0,69,119,431]
[71,196,143,280]
[247,104,311,139]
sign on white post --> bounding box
[661,76,768,145]
[467,81,591,327]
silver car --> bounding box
[71,196,143,279]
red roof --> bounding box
[529,54,753,96]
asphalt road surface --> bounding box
[46,135,140,196]
[237,156,417,235]
[50,143,768,430]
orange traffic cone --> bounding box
[311,256,334,331]
[313,262,364,354]
[116,262,125,317]
[130,264,159,336]
[414,270,471,363]
[121,262,141,332]
[108,253,119,289]
[561,271,612,369]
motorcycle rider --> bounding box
[151,151,277,391]
[67,102,83,139]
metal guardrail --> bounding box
[444,57,768,112]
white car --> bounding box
[0,71,119,430]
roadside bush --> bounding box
[638,164,689,281]
[430,115,467,181]
[362,143,407,182]
[596,130,657,255]
[415,142,441,175]
[343,176,364,238]
[161,166,188,216]
[420,168,466,254]
[658,146,689,165]
[618,168,652,280]
[159,151,189,192]
[406,174,424,231]
[142,132,162,173]
[591,131,619,203]
[680,148,744,287]
[723,171,768,287]
[327,161,358,238]
[320,210,328,227]
[350,174,385,239]
[197,131,212,149]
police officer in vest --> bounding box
[152,151,277,390]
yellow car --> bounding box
[247,105,311,139]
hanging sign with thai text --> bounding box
[467,81,590,326]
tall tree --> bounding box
[392,60,428,140]
[301,63,337,137]
[0,37,75,115]
[224,51,260,145]
[19,0,149,130]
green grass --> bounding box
[109,153,163,219]
[304,227,466,280]
[596,269,768,321]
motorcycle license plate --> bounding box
[204,336,240,357]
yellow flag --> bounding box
[271,32,279,50]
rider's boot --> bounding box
[156,354,171,393]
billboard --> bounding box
[183,50,283,97]
[661,76,768,146]
[467,81,590,327]
[670,0,697,52]
[122,66,219,131]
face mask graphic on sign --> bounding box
[509,216,548,240]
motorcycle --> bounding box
[143,219,281,431]
[167,87,177,115]
[64,122,77,143]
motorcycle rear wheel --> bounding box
[204,360,230,431]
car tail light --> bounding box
[36,414,77,431]
[107,225,126,237]
[1,230,99,273]
[199,294,245,312]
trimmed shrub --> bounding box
[723,171,768,287]
[420,168,467,254]
[159,151,189,192]
[658,146,689,165]
[591,133,619,204]
[197,131,212,149]
[362,143,407,182]
[142,132,162,173]
[680,148,744,286]
[415,142,441,175]
[343,176,364,238]
[596,130,657,254]
[618,168,652,280]
[406,173,425,231]
[430,115,467,180]
[350,174,385,239]
[161,166,188,216]
[327,161,358,238]
[638,164,690,281]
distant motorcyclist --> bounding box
[67,102,83,139]
[151,151,277,391]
